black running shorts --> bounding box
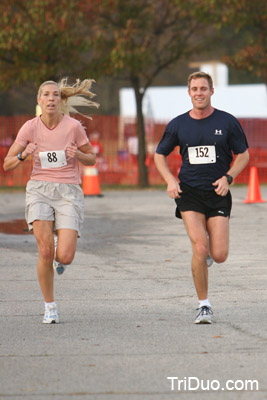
[175,182,232,219]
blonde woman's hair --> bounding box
[37,78,100,118]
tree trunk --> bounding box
[132,77,148,187]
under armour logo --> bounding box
[214,129,223,135]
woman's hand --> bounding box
[65,142,78,159]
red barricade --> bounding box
[0,115,266,187]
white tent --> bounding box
[119,84,267,122]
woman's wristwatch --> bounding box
[17,152,25,161]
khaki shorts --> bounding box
[25,180,84,237]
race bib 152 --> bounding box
[188,145,216,164]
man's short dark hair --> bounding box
[188,72,213,90]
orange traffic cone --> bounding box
[82,165,103,197]
[243,166,266,203]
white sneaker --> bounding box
[43,304,59,324]
[194,306,213,324]
[53,235,68,275]
[207,255,214,267]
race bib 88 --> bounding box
[188,145,216,164]
[39,150,67,169]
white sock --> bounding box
[199,299,211,308]
[45,301,56,309]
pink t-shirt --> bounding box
[15,115,89,184]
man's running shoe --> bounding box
[207,255,214,268]
[43,304,59,324]
[53,260,68,275]
[194,306,213,324]
[53,235,68,275]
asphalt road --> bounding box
[0,186,267,399]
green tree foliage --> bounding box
[85,0,219,186]
[214,0,267,83]
[0,0,87,89]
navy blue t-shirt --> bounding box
[156,109,248,190]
